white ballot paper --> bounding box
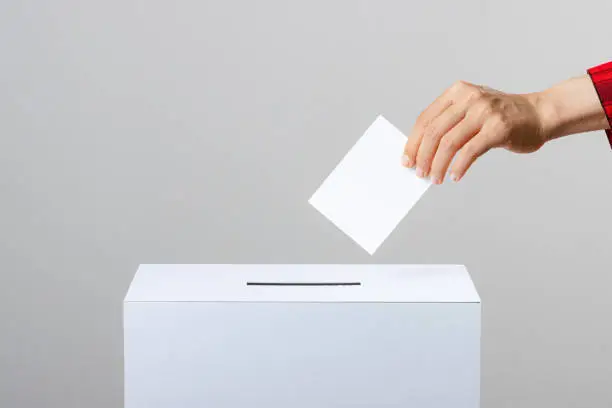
[309,115,431,254]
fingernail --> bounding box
[416,167,424,178]
[450,173,460,182]
[401,155,413,168]
[431,175,441,184]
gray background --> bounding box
[1,1,611,407]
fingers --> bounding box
[402,128,423,168]
[403,87,454,168]
[428,115,480,183]
[426,99,494,183]
[403,80,482,169]
[403,80,501,183]
[449,123,499,182]
[414,103,466,178]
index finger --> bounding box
[403,86,454,168]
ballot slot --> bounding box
[246,282,361,287]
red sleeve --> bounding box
[587,61,612,148]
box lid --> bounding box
[124,264,480,303]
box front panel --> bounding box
[125,302,480,408]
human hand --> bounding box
[401,80,546,184]
[401,76,609,184]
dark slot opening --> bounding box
[246,282,361,287]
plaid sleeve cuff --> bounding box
[587,61,612,148]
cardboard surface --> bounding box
[125,264,480,303]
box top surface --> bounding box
[124,264,480,303]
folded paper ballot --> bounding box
[309,115,431,254]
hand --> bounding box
[401,76,609,184]
[401,80,546,184]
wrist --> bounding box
[524,90,559,143]
[527,75,610,142]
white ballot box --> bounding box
[124,264,481,408]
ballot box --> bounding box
[124,264,481,408]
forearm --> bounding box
[527,75,611,141]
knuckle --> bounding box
[490,113,508,129]
[452,80,468,92]
[483,105,495,117]
[469,99,492,118]
[416,116,432,131]
[497,118,512,133]
[476,98,492,111]
[469,88,485,101]
[490,110,504,121]
[439,137,457,152]
[422,124,438,140]
[416,152,431,168]
[462,143,478,159]
[412,126,425,141]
